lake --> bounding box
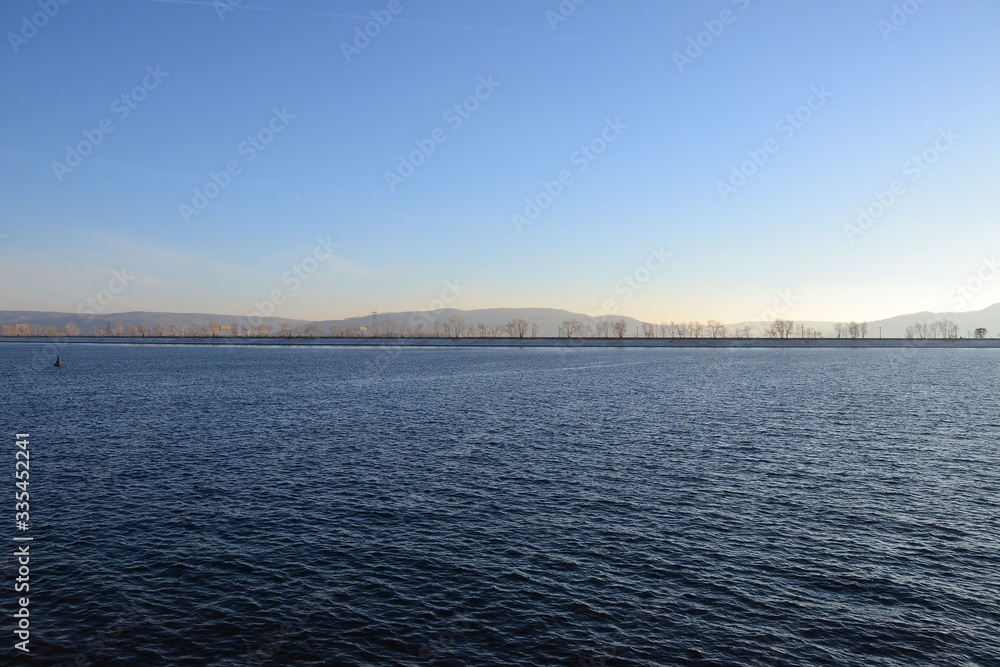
[2,343,998,665]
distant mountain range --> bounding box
[1,304,999,338]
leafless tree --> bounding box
[641,322,656,338]
[842,321,868,339]
[507,318,529,338]
[612,319,628,339]
[707,320,726,338]
[766,318,794,339]
[595,319,611,338]
[560,319,584,338]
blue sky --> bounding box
[2,0,998,324]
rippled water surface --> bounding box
[2,343,999,665]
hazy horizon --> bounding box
[3,0,998,324]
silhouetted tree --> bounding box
[612,319,628,339]
[507,318,529,338]
[766,318,794,339]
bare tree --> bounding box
[766,318,794,339]
[612,319,628,339]
[842,321,868,339]
[595,318,611,338]
[507,318,529,338]
[641,322,656,338]
[974,327,988,339]
[560,319,584,338]
[531,323,538,338]
[447,315,464,338]
[707,320,726,338]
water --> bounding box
[1,343,998,665]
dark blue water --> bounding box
[2,343,999,665]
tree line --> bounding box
[0,317,993,339]
[902,319,990,339]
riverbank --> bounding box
[3,337,1000,348]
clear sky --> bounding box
[2,0,998,324]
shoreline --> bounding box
[3,336,1000,349]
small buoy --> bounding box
[54,355,63,367]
